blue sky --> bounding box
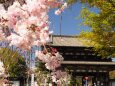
[48,2,99,35]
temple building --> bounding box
[48,35,115,86]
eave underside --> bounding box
[62,61,115,71]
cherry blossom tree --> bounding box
[0,0,67,50]
[0,0,68,85]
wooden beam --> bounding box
[62,61,115,66]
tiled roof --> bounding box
[48,35,89,47]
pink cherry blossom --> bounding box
[55,2,67,15]
[7,1,22,28]
[0,4,7,19]
[28,16,39,25]
[44,52,63,70]
[0,0,67,50]
[0,0,68,84]
[35,50,48,62]
[45,55,60,70]
[35,50,64,70]
[7,33,33,50]
[51,70,68,82]
[39,28,50,44]
[55,9,61,15]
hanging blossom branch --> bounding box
[0,0,67,50]
[35,47,63,70]
[35,47,70,85]
[0,0,68,85]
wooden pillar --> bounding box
[105,72,109,86]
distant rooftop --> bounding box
[49,35,89,47]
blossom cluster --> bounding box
[55,2,67,15]
[51,70,69,84]
[0,0,67,50]
[35,49,63,70]
[35,47,69,84]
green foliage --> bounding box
[67,0,115,7]
[0,48,27,77]
[67,0,115,58]
[68,0,115,58]
[66,0,77,4]
[109,70,115,79]
[35,61,50,86]
[35,61,49,74]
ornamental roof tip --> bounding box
[48,35,92,47]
